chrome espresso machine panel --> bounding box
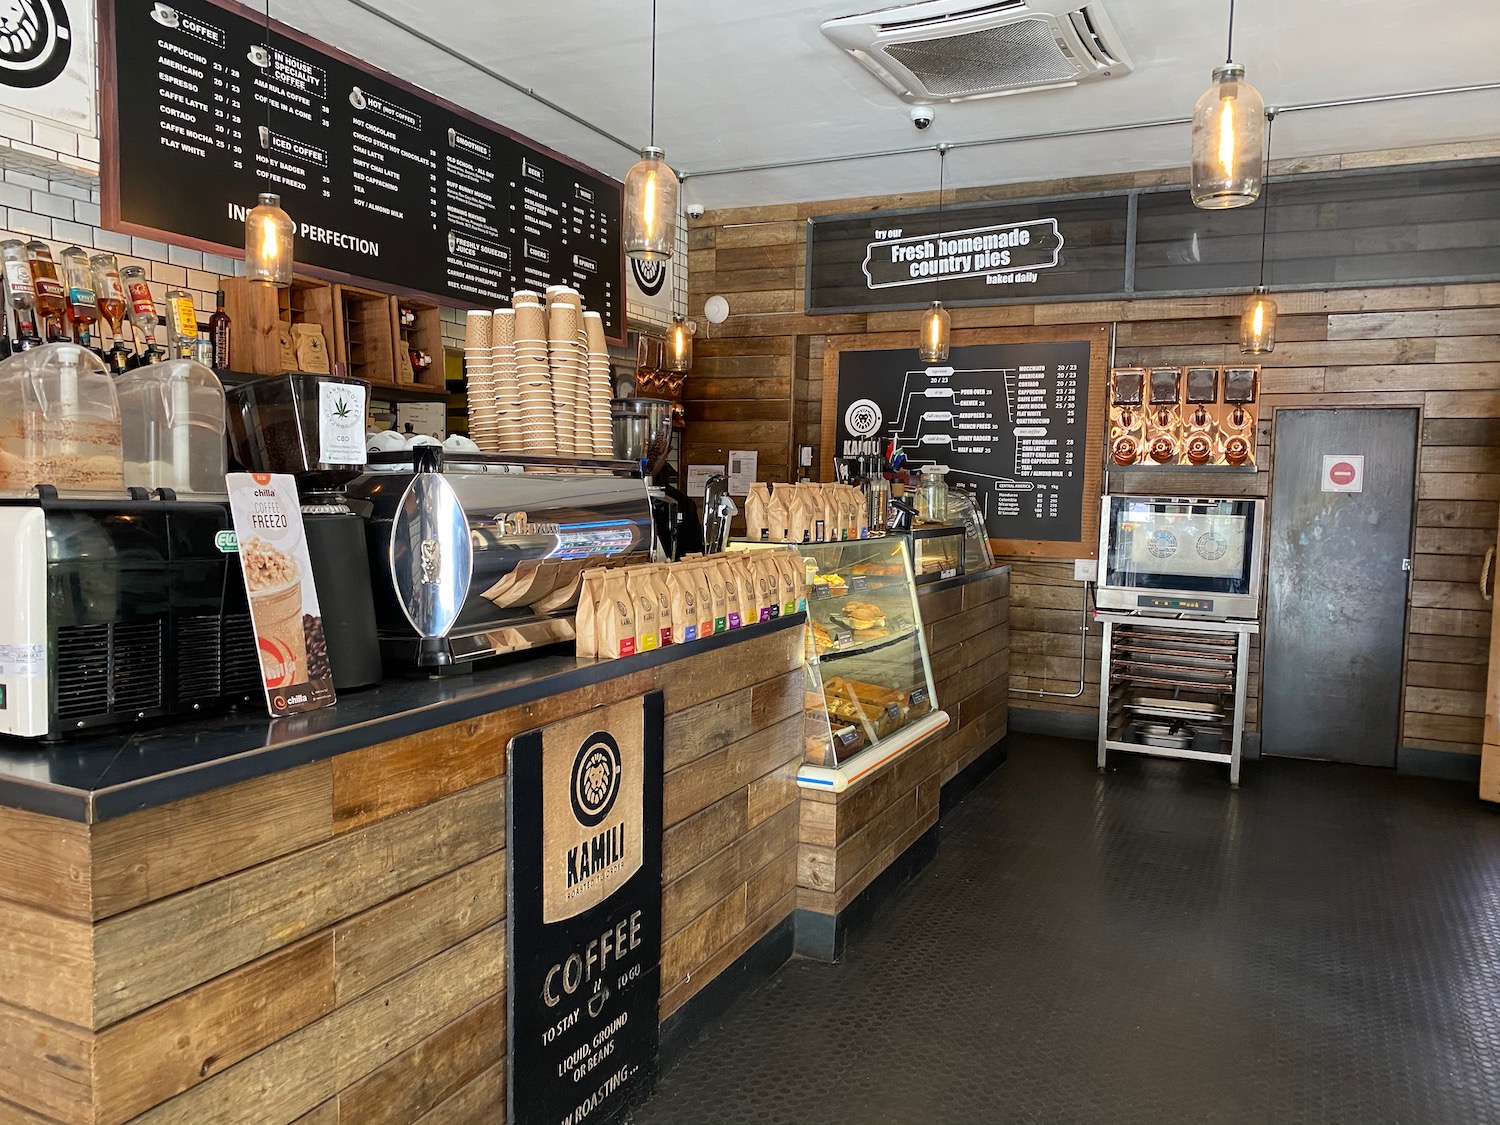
[349,457,654,666]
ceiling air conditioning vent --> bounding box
[823,0,1133,103]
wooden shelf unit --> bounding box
[395,295,446,390]
[219,275,336,376]
[333,284,401,389]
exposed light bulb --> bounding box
[666,316,694,373]
[245,192,294,287]
[624,147,678,262]
[1190,64,1264,210]
[918,301,951,364]
[1240,288,1277,354]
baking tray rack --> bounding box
[1097,614,1258,786]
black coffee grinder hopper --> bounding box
[224,374,384,691]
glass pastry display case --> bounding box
[742,537,948,792]
[905,524,966,584]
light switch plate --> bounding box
[1073,558,1098,582]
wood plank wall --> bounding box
[798,570,1010,919]
[684,141,1500,766]
[0,628,803,1125]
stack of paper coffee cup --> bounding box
[547,288,586,456]
[491,308,521,452]
[512,291,555,453]
[463,310,496,451]
[583,312,613,457]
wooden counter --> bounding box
[0,621,805,1125]
[796,567,1011,959]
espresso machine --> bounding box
[612,396,684,558]
[348,450,654,667]
[0,344,260,739]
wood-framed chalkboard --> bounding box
[821,325,1109,559]
[98,0,626,341]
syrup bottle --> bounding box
[0,239,41,350]
[24,240,66,341]
[59,245,99,350]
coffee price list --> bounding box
[834,341,1093,543]
[104,0,624,339]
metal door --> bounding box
[1261,409,1418,765]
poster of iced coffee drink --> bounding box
[227,472,337,716]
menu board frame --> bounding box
[821,324,1109,559]
[97,0,628,343]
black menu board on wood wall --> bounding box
[835,342,1093,544]
[100,0,625,341]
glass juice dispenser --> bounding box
[116,358,228,495]
[0,341,124,494]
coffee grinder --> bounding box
[224,373,382,690]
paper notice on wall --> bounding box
[727,450,758,496]
[685,464,723,498]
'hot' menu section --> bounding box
[110,0,622,337]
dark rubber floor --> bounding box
[627,735,1500,1125]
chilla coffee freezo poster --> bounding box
[227,472,336,717]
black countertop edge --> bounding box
[0,613,807,824]
[918,564,1012,596]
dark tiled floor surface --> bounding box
[627,735,1500,1125]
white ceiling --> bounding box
[278,0,1500,210]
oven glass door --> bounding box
[1104,497,1258,596]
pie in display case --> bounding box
[739,537,949,792]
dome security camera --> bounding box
[911,106,934,130]
[686,203,705,219]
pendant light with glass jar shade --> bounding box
[1190,0,1264,210]
[665,314,694,372]
[1240,110,1277,353]
[623,0,679,262]
[244,0,294,285]
[918,144,952,364]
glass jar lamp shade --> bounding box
[666,316,694,372]
[623,147,678,262]
[245,192,294,286]
[1240,288,1277,354]
[1190,65,1265,210]
[918,301,951,364]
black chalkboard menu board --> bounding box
[100,0,625,340]
[835,342,1093,544]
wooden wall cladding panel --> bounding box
[408,1063,505,1125]
[333,852,506,1004]
[0,804,91,920]
[662,712,803,827]
[663,804,799,939]
[93,780,504,1027]
[93,936,336,1125]
[125,926,504,1125]
[0,1000,92,1125]
[0,901,92,1026]
[333,996,504,1125]
[91,762,332,920]
[331,669,654,834]
[659,629,801,715]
